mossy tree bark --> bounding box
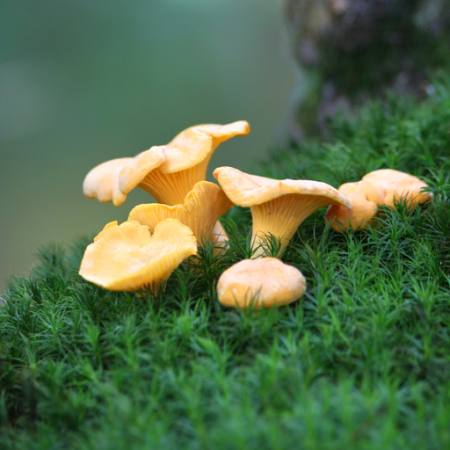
[285,0,450,140]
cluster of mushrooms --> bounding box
[79,120,432,308]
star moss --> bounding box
[1,79,449,449]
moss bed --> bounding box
[1,79,449,449]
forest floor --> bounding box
[1,78,449,449]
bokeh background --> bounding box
[1,0,294,289]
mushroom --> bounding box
[79,218,197,293]
[83,158,133,207]
[217,257,306,308]
[121,120,250,205]
[83,149,165,207]
[128,181,232,245]
[326,169,432,232]
[325,181,379,231]
[213,166,350,257]
[361,169,432,208]
[82,121,250,207]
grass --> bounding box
[1,78,450,450]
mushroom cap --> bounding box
[135,120,250,178]
[362,169,432,207]
[217,258,306,308]
[117,146,166,196]
[128,181,232,244]
[79,218,197,291]
[152,120,250,174]
[213,166,350,208]
[83,158,131,206]
[325,181,378,231]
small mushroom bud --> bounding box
[217,258,306,308]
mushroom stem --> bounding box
[139,159,209,204]
[251,194,328,257]
[211,221,229,254]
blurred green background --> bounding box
[1,0,293,289]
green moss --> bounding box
[1,79,449,449]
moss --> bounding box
[1,78,449,449]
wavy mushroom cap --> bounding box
[213,166,350,256]
[128,181,232,245]
[119,121,251,205]
[362,169,432,208]
[116,146,166,197]
[217,258,306,308]
[82,148,166,207]
[159,120,251,174]
[79,218,197,292]
[213,166,349,207]
[83,158,132,206]
[325,181,379,231]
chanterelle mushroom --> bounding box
[326,169,432,232]
[217,258,306,308]
[128,181,232,245]
[213,166,350,257]
[83,158,134,207]
[82,121,250,207]
[325,181,379,231]
[79,218,197,293]
[83,149,166,207]
[120,120,250,205]
[361,169,432,208]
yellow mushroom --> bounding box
[326,169,432,232]
[217,257,306,308]
[119,120,251,205]
[79,218,197,293]
[361,169,432,208]
[325,181,379,231]
[213,166,350,257]
[82,121,250,207]
[83,158,133,207]
[128,181,232,245]
[83,149,166,206]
